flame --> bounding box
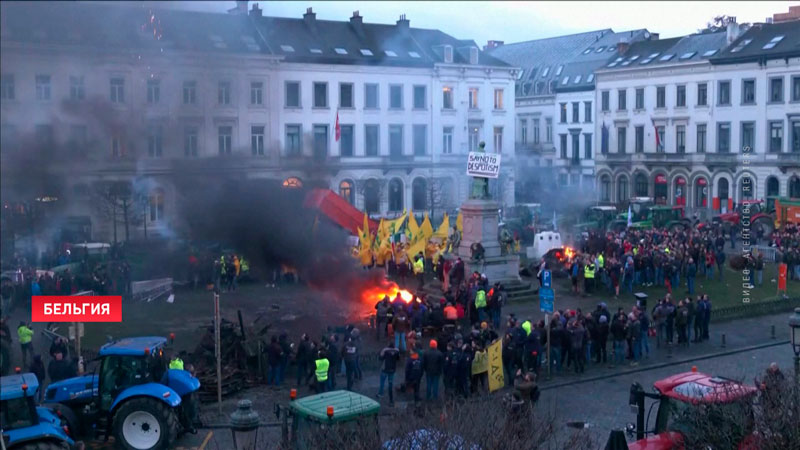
[360,280,415,306]
[564,247,575,260]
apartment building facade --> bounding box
[0,2,516,242]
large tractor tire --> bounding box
[752,216,774,237]
[14,440,70,450]
[112,398,179,450]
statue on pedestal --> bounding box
[470,141,490,200]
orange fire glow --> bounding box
[360,281,415,306]
[564,247,575,260]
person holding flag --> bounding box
[627,204,633,228]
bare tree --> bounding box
[91,181,143,244]
[698,15,750,33]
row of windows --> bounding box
[518,117,553,144]
[601,120,800,154]
[0,123,503,158]
[558,101,593,124]
[343,177,434,213]
[600,76,800,111]
[558,132,593,160]
[284,81,505,111]
[0,74,510,113]
[0,74,267,106]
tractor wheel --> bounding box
[14,440,70,450]
[753,217,774,237]
[43,403,81,439]
[112,398,179,450]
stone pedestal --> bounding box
[457,199,521,283]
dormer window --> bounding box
[384,50,397,57]
[409,51,421,58]
[360,49,373,56]
[334,48,348,55]
[595,46,605,53]
[469,47,479,65]
[730,39,752,53]
[444,45,453,63]
[583,48,592,55]
[280,45,295,52]
[310,48,322,54]
[762,35,784,50]
[555,65,563,76]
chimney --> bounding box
[249,3,262,17]
[484,40,504,51]
[228,0,248,14]
[726,20,741,45]
[396,14,410,31]
[616,38,630,54]
[350,10,364,36]
[304,7,316,28]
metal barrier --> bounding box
[751,245,778,263]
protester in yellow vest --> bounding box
[475,289,488,322]
[169,355,184,370]
[584,262,596,294]
[314,350,330,393]
[413,254,425,290]
[17,321,34,367]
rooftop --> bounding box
[0,2,509,69]
[711,20,800,63]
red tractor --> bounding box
[612,369,759,450]
[712,200,774,236]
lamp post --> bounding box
[789,307,800,383]
[230,399,260,450]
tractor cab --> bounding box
[574,206,619,233]
[623,370,757,450]
[1,372,75,449]
[45,336,200,450]
[277,390,381,450]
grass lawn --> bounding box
[540,262,799,316]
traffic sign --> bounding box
[542,270,552,288]
[539,287,554,314]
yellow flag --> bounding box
[373,218,385,250]
[471,349,488,375]
[433,213,450,238]
[407,213,433,257]
[420,213,434,238]
[456,211,463,233]
[385,212,406,241]
[487,339,505,392]
[407,211,420,239]
[362,212,370,237]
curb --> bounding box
[539,339,790,391]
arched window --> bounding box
[654,174,668,204]
[790,176,800,198]
[412,178,428,211]
[364,179,380,215]
[718,178,729,200]
[148,188,165,223]
[600,175,610,202]
[616,176,629,203]
[766,177,779,210]
[283,177,303,188]
[388,178,403,212]
[740,176,753,200]
[695,178,708,208]
[673,177,686,206]
[338,180,354,204]
[635,173,648,197]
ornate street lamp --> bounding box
[230,399,260,450]
[789,307,800,382]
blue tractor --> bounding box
[1,372,76,449]
[43,336,200,450]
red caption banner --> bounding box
[32,296,122,322]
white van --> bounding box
[526,231,563,260]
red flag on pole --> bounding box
[335,109,341,142]
[651,117,661,151]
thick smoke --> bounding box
[173,174,385,302]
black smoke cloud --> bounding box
[173,174,385,301]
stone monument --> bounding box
[458,142,521,283]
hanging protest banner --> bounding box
[487,339,504,392]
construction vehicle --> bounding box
[713,200,774,236]
[275,389,381,450]
[618,205,691,232]
[619,369,757,450]
[43,336,200,450]
[1,372,76,449]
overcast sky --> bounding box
[141,1,795,45]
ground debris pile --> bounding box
[191,315,268,402]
